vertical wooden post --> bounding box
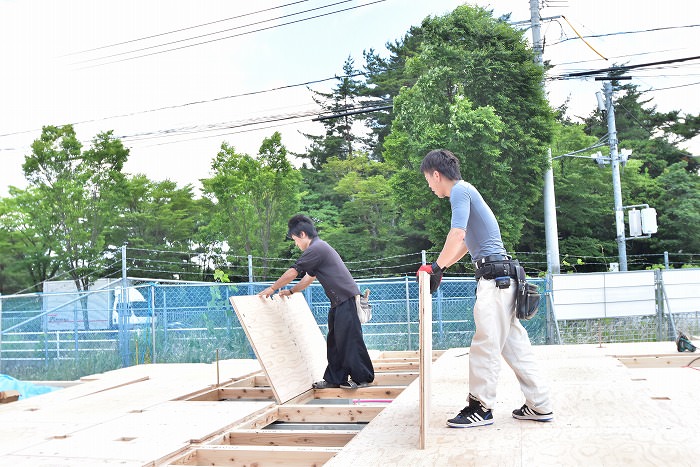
[418,271,432,449]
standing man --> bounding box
[417,149,553,427]
[259,214,375,390]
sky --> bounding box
[1,0,699,197]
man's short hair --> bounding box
[287,214,318,239]
[420,149,462,181]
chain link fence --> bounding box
[1,274,696,381]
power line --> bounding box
[549,23,700,46]
[76,0,387,68]
[641,80,700,93]
[74,0,355,64]
[0,73,366,140]
[553,55,700,79]
[66,0,313,55]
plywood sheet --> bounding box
[418,271,431,449]
[229,294,327,404]
[326,344,700,466]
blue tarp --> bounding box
[0,374,61,400]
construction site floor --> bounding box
[1,342,698,466]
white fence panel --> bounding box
[552,271,656,320]
[662,269,700,313]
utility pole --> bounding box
[603,80,628,271]
[530,0,561,274]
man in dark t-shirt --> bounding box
[259,214,375,389]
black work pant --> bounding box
[323,297,375,385]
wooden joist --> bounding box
[171,445,339,466]
[224,429,356,447]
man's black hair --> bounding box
[420,149,462,181]
[287,214,318,239]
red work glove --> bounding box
[416,262,443,294]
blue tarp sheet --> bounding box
[0,374,61,400]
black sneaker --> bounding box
[446,395,493,428]
[512,404,553,422]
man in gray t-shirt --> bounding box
[418,149,553,428]
[259,215,374,389]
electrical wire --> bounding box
[560,15,607,60]
[549,23,700,46]
[77,0,387,68]
[0,73,366,140]
[74,0,356,65]
[66,0,313,56]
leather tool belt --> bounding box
[474,256,519,281]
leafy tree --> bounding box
[581,79,700,266]
[649,161,700,256]
[108,175,201,280]
[316,154,402,267]
[376,6,555,255]
[0,188,60,293]
[201,133,302,280]
[301,56,370,168]
[19,125,128,328]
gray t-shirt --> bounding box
[292,238,360,307]
[449,180,507,262]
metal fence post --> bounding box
[150,284,156,363]
[405,276,412,350]
[436,286,444,346]
[248,255,254,296]
[118,244,131,367]
[655,269,663,341]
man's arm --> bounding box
[258,267,299,298]
[278,273,316,297]
[436,228,468,269]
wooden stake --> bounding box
[418,271,432,449]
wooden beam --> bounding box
[370,372,418,386]
[371,361,419,371]
[224,429,356,447]
[277,405,383,423]
[418,270,432,450]
[311,386,405,400]
[617,354,700,368]
[172,445,339,466]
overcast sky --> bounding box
[1,0,698,197]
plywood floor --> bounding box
[328,342,700,467]
[1,342,699,466]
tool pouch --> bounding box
[355,289,372,324]
[514,265,540,321]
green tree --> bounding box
[317,154,402,268]
[109,175,201,280]
[650,161,700,255]
[301,56,370,168]
[0,188,60,293]
[20,125,128,328]
[201,133,302,280]
[376,6,554,254]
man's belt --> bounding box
[474,256,518,281]
[473,254,512,268]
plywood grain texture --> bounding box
[418,271,432,449]
[229,293,327,404]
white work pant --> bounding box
[468,278,552,414]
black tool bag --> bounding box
[514,265,541,320]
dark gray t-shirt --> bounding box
[449,180,507,262]
[292,238,360,307]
